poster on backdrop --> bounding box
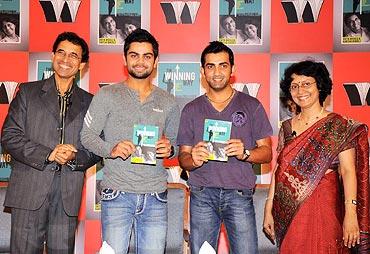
[210,0,271,52]
[156,61,202,112]
[91,0,150,52]
[334,0,370,51]
[0,0,29,50]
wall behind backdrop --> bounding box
[0,0,369,253]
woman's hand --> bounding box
[263,201,276,244]
[343,209,360,248]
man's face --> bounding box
[124,42,157,80]
[104,16,117,34]
[244,24,257,38]
[52,40,85,81]
[2,21,16,36]
[222,17,236,35]
[201,52,234,92]
[348,14,361,33]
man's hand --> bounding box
[48,144,77,165]
[191,141,209,168]
[156,137,172,158]
[110,140,136,160]
[225,139,245,160]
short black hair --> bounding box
[123,28,159,59]
[344,12,360,27]
[221,16,235,29]
[100,15,114,26]
[52,32,89,63]
[280,60,332,106]
[201,41,234,67]
[1,15,19,35]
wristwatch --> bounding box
[243,148,251,161]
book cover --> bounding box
[203,119,232,162]
[131,124,159,165]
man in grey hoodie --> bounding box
[80,29,180,253]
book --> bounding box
[203,119,232,162]
[131,124,159,165]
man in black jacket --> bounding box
[2,32,100,254]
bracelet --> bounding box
[344,199,358,205]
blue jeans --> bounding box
[190,186,258,254]
[101,189,167,254]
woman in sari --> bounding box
[263,60,369,253]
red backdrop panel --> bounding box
[271,0,333,53]
[333,52,370,128]
[234,53,270,114]
[0,52,28,127]
[29,1,90,52]
[150,0,210,53]
[84,220,102,254]
[88,52,127,94]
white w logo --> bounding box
[232,83,261,98]
[343,83,370,106]
[39,0,81,22]
[160,1,201,24]
[281,0,324,23]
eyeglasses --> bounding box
[55,49,81,61]
[289,81,316,92]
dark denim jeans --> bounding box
[190,186,258,254]
[101,189,167,254]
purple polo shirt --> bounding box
[177,91,272,189]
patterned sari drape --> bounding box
[272,113,369,253]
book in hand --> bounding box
[131,124,159,165]
[203,119,232,162]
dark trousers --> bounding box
[10,173,78,254]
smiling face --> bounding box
[124,42,157,80]
[2,21,16,37]
[222,17,236,35]
[244,23,257,38]
[289,74,320,110]
[347,14,361,33]
[52,40,85,82]
[201,51,235,92]
[124,23,137,36]
[103,16,117,34]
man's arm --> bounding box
[178,142,209,171]
[80,89,116,158]
[226,137,272,164]
[245,137,272,163]
[1,84,52,170]
[162,102,180,158]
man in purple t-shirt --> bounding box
[177,41,272,254]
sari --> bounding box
[272,113,369,253]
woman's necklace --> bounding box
[206,89,234,104]
[297,107,324,126]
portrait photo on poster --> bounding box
[0,0,29,51]
[334,0,370,51]
[91,0,150,52]
[210,0,270,52]
[342,0,370,44]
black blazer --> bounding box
[2,75,99,216]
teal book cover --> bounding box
[203,119,232,162]
[131,124,159,165]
